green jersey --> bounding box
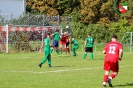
[73,39,78,46]
[53,32,60,41]
[85,37,94,47]
[44,38,50,51]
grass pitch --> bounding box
[0,50,133,88]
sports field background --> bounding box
[0,47,133,88]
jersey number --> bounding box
[88,39,93,43]
[44,41,48,45]
[109,46,116,54]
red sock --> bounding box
[103,75,108,82]
[110,74,116,79]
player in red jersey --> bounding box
[59,33,66,53]
[64,32,70,55]
[102,35,123,88]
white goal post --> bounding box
[0,25,62,53]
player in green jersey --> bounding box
[72,37,79,56]
[82,34,94,60]
[39,33,52,68]
[51,29,60,55]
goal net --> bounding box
[0,25,62,53]
[120,32,133,52]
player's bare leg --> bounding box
[67,47,71,55]
[59,44,63,54]
[65,42,70,55]
[63,44,66,53]
[65,45,70,55]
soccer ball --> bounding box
[66,26,69,28]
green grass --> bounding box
[0,50,133,88]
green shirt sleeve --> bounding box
[54,32,60,41]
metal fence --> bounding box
[0,13,73,38]
[0,13,72,27]
[0,14,72,53]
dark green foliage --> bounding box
[72,18,133,43]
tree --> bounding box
[26,0,58,15]
[80,0,101,24]
[26,0,80,16]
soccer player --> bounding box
[38,33,53,68]
[82,34,94,60]
[51,28,60,55]
[102,35,123,87]
[72,37,79,56]
[59,33,66,53]
[64,32,70,55]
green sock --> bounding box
[50,48,53,54]
[83,53,87,59]
[90,53,94,59]
[48,58,51,65]
[56,50,60,55]
[72,50,75,56]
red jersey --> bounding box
[65,34,69,42]
[103,41,123,62]
[60,35,66,42]
[60,35,66,44]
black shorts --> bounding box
[66,42,69,48]
[85,47,93,53]
[53,40,59,47]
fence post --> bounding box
[69,16,72,50]
[6,24,8,53]
[94,43,96,52]
[28,13,30,25]
[130,32,132,52]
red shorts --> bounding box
[60,41,66,45]
[104,61,119,72]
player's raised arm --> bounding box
[51,33,54,36]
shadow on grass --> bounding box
[114,83,133,87]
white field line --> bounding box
[8,55,70,59]
[0,65,133,74]
[9,57,30,59]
